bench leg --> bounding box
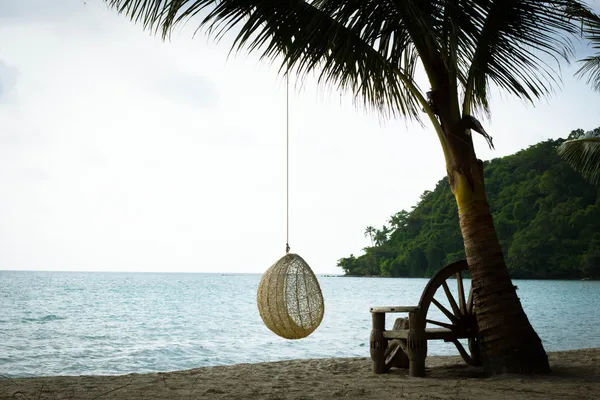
[406,311,427,377]
[370,312,388,374]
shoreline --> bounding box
[2,349,600,399]
[340,274,599,280]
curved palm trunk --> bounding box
[429,89,551,374]
[450,161,550,374]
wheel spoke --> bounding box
[442,281,462,317]
[447,338,478,366]
[456,272,467,314]
[468,338,481,366]
[426,319,455,330]
[431,298,460,324]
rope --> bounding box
[285,65,290,255]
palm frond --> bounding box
[558,134,600,185]
[460,1,591,115]
[105,0,594,124]
[106,0,427,120]
[576,14,600,92]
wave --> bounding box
[21,315,66,323]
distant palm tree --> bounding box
[576,15,600,92]
[558,128,600,185]
[364,226,376,247]
[105,0,597,375]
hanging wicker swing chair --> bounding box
[257,253,324,339]
[256,66,324,340]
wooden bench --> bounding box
[370,260,481,377]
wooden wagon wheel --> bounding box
[418,259,481,366]
[383,260,481,370]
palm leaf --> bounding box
[105,0,595,122]
[459,1,594,114]
[576,14,600,92]
[558,134,600,185]
[106,0,427,119]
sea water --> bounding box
[1,271,600,377]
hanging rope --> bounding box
[256,58,325,340]
[285,64,290,255]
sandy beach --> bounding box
[2,349,600,399]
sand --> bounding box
[2,349,600,399]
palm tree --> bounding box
[105,0,597,375]
[558,128,600,185]
[576,14,600,92]
[364,226,376,246]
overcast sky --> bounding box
[0,0,598,274]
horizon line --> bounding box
[0,269,344,275]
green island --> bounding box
[338,127,600,280]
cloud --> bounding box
[0,60,18,103]
[0,0,88,24]
[154,72,219,109]
[0,0,599,274]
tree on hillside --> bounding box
[558,128,600,185]
[388,210,409,230]
[364,226,376,246]
[374,226,389,246]
[106,0,597,375]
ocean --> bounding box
[1,271,599,377]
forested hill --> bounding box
[338,128,600,280]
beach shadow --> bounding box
[385,361,600,383]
